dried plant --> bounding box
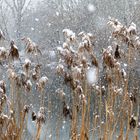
[36,76,48,92]
[0,47,7,61]
[57,29,99,139]
[114,45,121,59]
[56,64,64,75]
[8,40,19,60]
[24,79,32,92]
[130,115,137,129]
[0,17,139,140]
[32,111,37,121]
[23,58,31,75]
[56,18,140,140]
[62,101,72,119]
[22,37,42,55]
[0,32,50,140]
[0,80,6,94]
[35,107,46,140]
[0,29,5,40]
[32,64,41,81]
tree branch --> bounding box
[13,0,18,11]
[0,1,10,40]
[21,0,31,15]
[4,0,16,17]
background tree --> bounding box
[4,0,31,47]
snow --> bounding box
[122,69,127,78]
[123,63,127,67]
[49,51,56,59]
[39,76,48,83]
[35,18,39,22]
[47,23,51,27]
[31,27,35,31]
[25,58,31,64]
[27,80,32,86]
[62,29,75,38]
[1,1,140,140]
[86,67,98,84]
[49,134,52,138]
[128,22,136,32]
[56,12,59,16]
[0,47,6,52]
[94,17,107,30]
[87,4,96,13]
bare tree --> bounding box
[4,0,31,47]
[0,0,11,41]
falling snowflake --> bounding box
[56,12,59,16]
[87,4,96,13]
[35,18,39,22]
[86,67,98,84]
[47,23,51,27]
[124,63,127,67]
[49,134,52,138]
[31,27,34,31]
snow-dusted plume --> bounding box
[23,58,31,75]
[127,22,136,36]
[86,67,98,84]
[62,29,75,38]
[25,58,31,65]
[62,29,76,43]
[0,47,7,60]
[36,76,48,92]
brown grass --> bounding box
[0,18,139,140]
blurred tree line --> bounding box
[0,0,140,49]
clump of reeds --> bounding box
[21,37,42,57]
[57,28,99,139]
[0,36,48,140]
[35,107,46,140]
[36,76,48,106]
[0,17,139,140]
[57,18,140,140]
[8,40,19,61]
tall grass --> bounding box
[0,18,139,140]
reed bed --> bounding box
[0,18,139,140]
